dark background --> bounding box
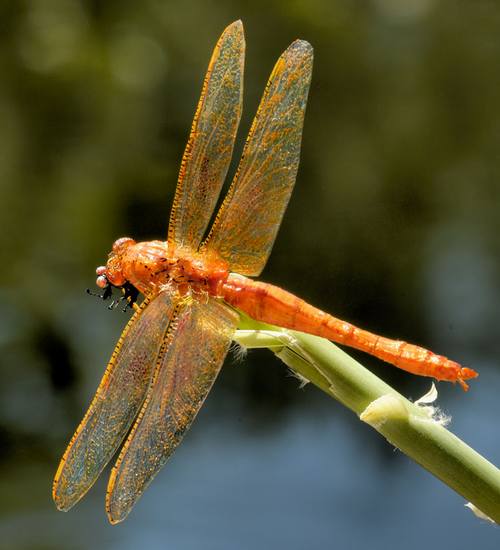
[1,1,500,548]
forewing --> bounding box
[105,298,239,524]
[168,20,245,250]
[204,40,313,276]
[53,290,177,511]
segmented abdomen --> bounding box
[222,274,477,390]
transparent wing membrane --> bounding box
[168,20,245,250]
[53,291,176,511]
[204,40,313,276]
[105,298,238,523]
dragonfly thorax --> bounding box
[98,238,229,297]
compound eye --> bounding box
[112,237,135,253]
[96,275,108,289]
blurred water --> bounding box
[0,375,499,550]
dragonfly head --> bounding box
[96,237,136,289]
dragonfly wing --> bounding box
[105,297,238,524]
[168,20,245,250]
[204,40,313,276]
[52,290,177,511]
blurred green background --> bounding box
[1,0,500,548]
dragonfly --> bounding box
[52,20,478,524]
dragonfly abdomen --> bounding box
[223,274,477,390]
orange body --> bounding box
[107,239,229,297]
[221,274,477,390]
[108,238,477,390]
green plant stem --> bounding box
[234,319,500,523]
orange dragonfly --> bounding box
[53,20,477,524]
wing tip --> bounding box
[105,475,132,525]
[280,39,314,81]
[286,39,314,58]
[106,506,127,526]
[52,486,77,513]
[224,19,244,37]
